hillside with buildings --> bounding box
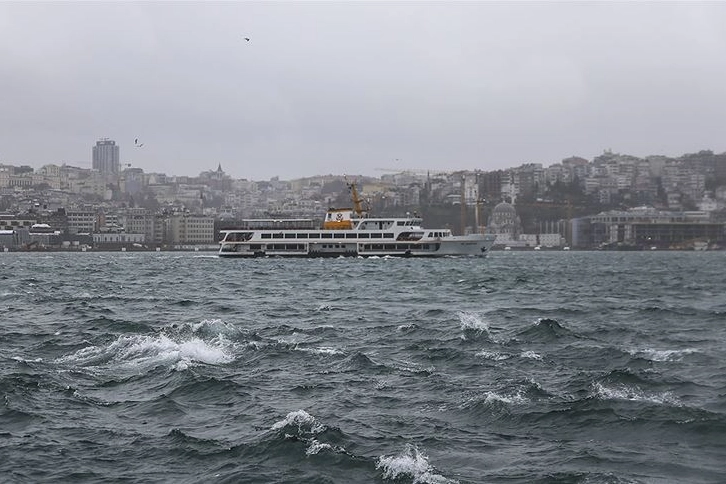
[1,140,725,251]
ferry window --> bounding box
[371,233,382,238]
[385,244,395,250]
[321,233,332,238]
[250,244,261,250]
[422,244,429,249]
[273,233,283,239]
[383,233,394,239]
[346,233,356,239]
[397,221,405,226]
[297,233,308,238]
[261,233,271,239]
[334,233,344,238]
[358,233,369,238]
[285,233,295,238]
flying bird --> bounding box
[244,37,250,41]
[134,138,144,147]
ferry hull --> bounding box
[218,235,495,258]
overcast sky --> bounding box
[1,1,725,180]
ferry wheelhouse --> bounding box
[218,183,495,258]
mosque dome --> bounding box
[488,202,522,237]
[491,202,517,216]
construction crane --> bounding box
[344,176,367,216]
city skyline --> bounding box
[3,138,726,183]
[2,2,726,180]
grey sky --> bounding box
[1,1,725,181]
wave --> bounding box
[461,378,552,411]
[520,350,543,360]
[376,444,457,483]
[457,312,505,343]
[591,382,680,406]
[268,409,349,458]
[295,346,346,357]
[56,327,234,373]
[516,317,577,342]
[629,347,698,362]
[333,352,387,373]
[475,350,511,361]
[271,409,326,434]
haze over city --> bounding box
[2,1,726,181]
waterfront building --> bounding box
[573,207,725,249]
[92,231,145,247]
[66,210,97,234]
[167,213,215,245]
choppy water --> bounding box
[1,251,725,483]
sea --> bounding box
[1,251,724,483]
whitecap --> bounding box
[475,350,511,361]
[57,333,234,372]
[305,439,333,455]
[271,409,325,434]
[592,382,680,406]
[483,390,528,405]
[520,350,543,360]
[297,346,345,356]
[11,356,43,363]
[376,445,457,484]
[458,311,489,333]
[631,348,697,362]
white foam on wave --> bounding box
[376,445,457,484]
[306,439,333,455]
[520,350,543,360]
[475,350,511,361]
[458,311,489,332]
[12,356,43,363]
[57,332,234,372]
[390,360,435,375]
[631,348,697,362]
[271,409,325,434]
[458,311,503,344]
[484,390,528,405]
[296,346,345,356]
[592,382,680,406]
[460,388,530,408]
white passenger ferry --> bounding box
[218,183,495,258]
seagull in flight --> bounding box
[134,138,144,147]
[243,36,250,42]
